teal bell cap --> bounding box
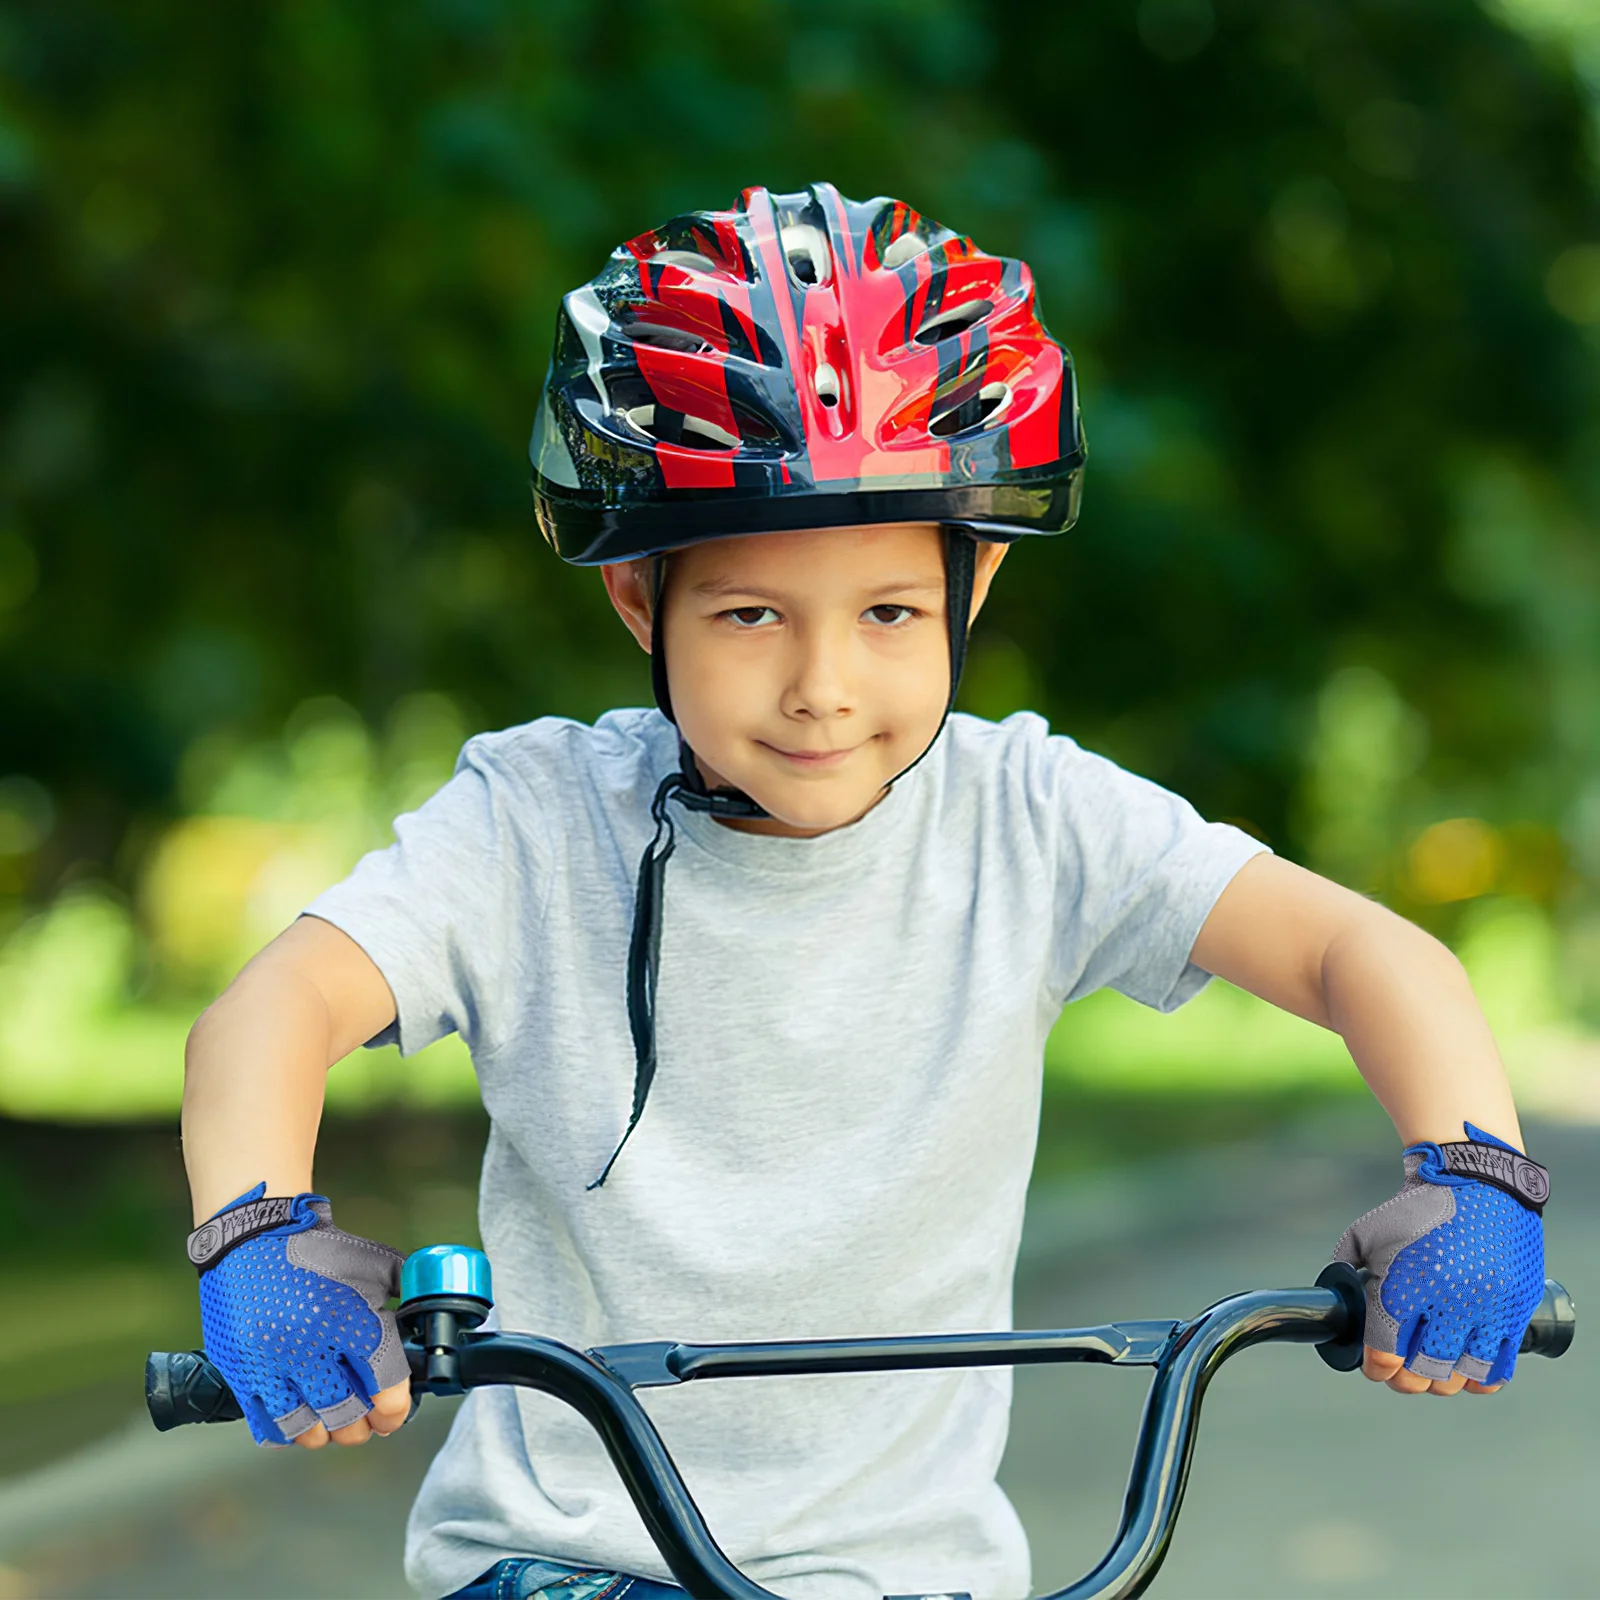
[401,1245,493,1307]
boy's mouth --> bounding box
[759,741,860,769]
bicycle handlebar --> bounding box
[145,1266,1576,1600]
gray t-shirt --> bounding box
[306,708,1265,1600]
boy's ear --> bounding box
[967,541,1009,622]
[601,560,656,653]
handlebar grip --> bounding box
[145,1350,243,1431]
[1520,1278,1576,1359]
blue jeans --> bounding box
[443,1556,973,1599]
[443,1559,682,1599]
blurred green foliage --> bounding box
[3,1,1600,1116]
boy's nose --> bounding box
[781,629,854,720]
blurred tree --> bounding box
[977,0,1600,887]
[0,0,1009,891]
[0,0,1596,952]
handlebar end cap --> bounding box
[145,1349,245,1430]
[1521,1278,1576,1359]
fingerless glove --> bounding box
[191,1184,408,1445]
[1334,1123,1547,1385]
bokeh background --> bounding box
[3,1,1600,1596]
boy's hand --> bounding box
[1359,1347,1500,1396]
[1333,1123,1548,1398]
[190,1184,409,1447]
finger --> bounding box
[368,1380,412,1436]
[294,1421,331,1450]
[1362,1347,1406,1383]
[1400,1313,1470,1389]
[328,1413,375,1447]
[1464,1379,1503,1395]
[1385,1365,1433,1394]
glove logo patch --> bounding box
[188,1222,223,1263]
[1515,1158,1550,1206]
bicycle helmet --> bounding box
[528,184,1087,1185]
[531,182,1084,562]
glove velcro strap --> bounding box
[187,1196,305,1271]
[1437,1140,1550,1214]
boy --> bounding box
[182,186,1547,1600]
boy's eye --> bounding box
[724,605,779,628]
[865,604,917,626]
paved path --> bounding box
[1005,1110,1597,1598]
[1,1108,1592,1598]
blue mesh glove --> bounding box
[189,1184,408,1446]
[1333,1122,1548,1385]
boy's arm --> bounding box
[1190,854,1522,1151]
[183,915,397,1219]
[182,914,408,1448]
[1190,853,1532,1397]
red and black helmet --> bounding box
[530,182,1086,563]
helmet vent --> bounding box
[652,248,721,273]
[623,320,710,355]
[779,222,832,287]
[881,232,929,271]
[814,362,842,408]
[915,299,992,346]
[930,381,1012,438]
[622,404,740,451]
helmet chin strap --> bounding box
[648,556,769,815]
[592,528,978,1188]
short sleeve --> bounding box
[304,736,545,1056]
[1041,734,1269,1012]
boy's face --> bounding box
[603,522,1006,837]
